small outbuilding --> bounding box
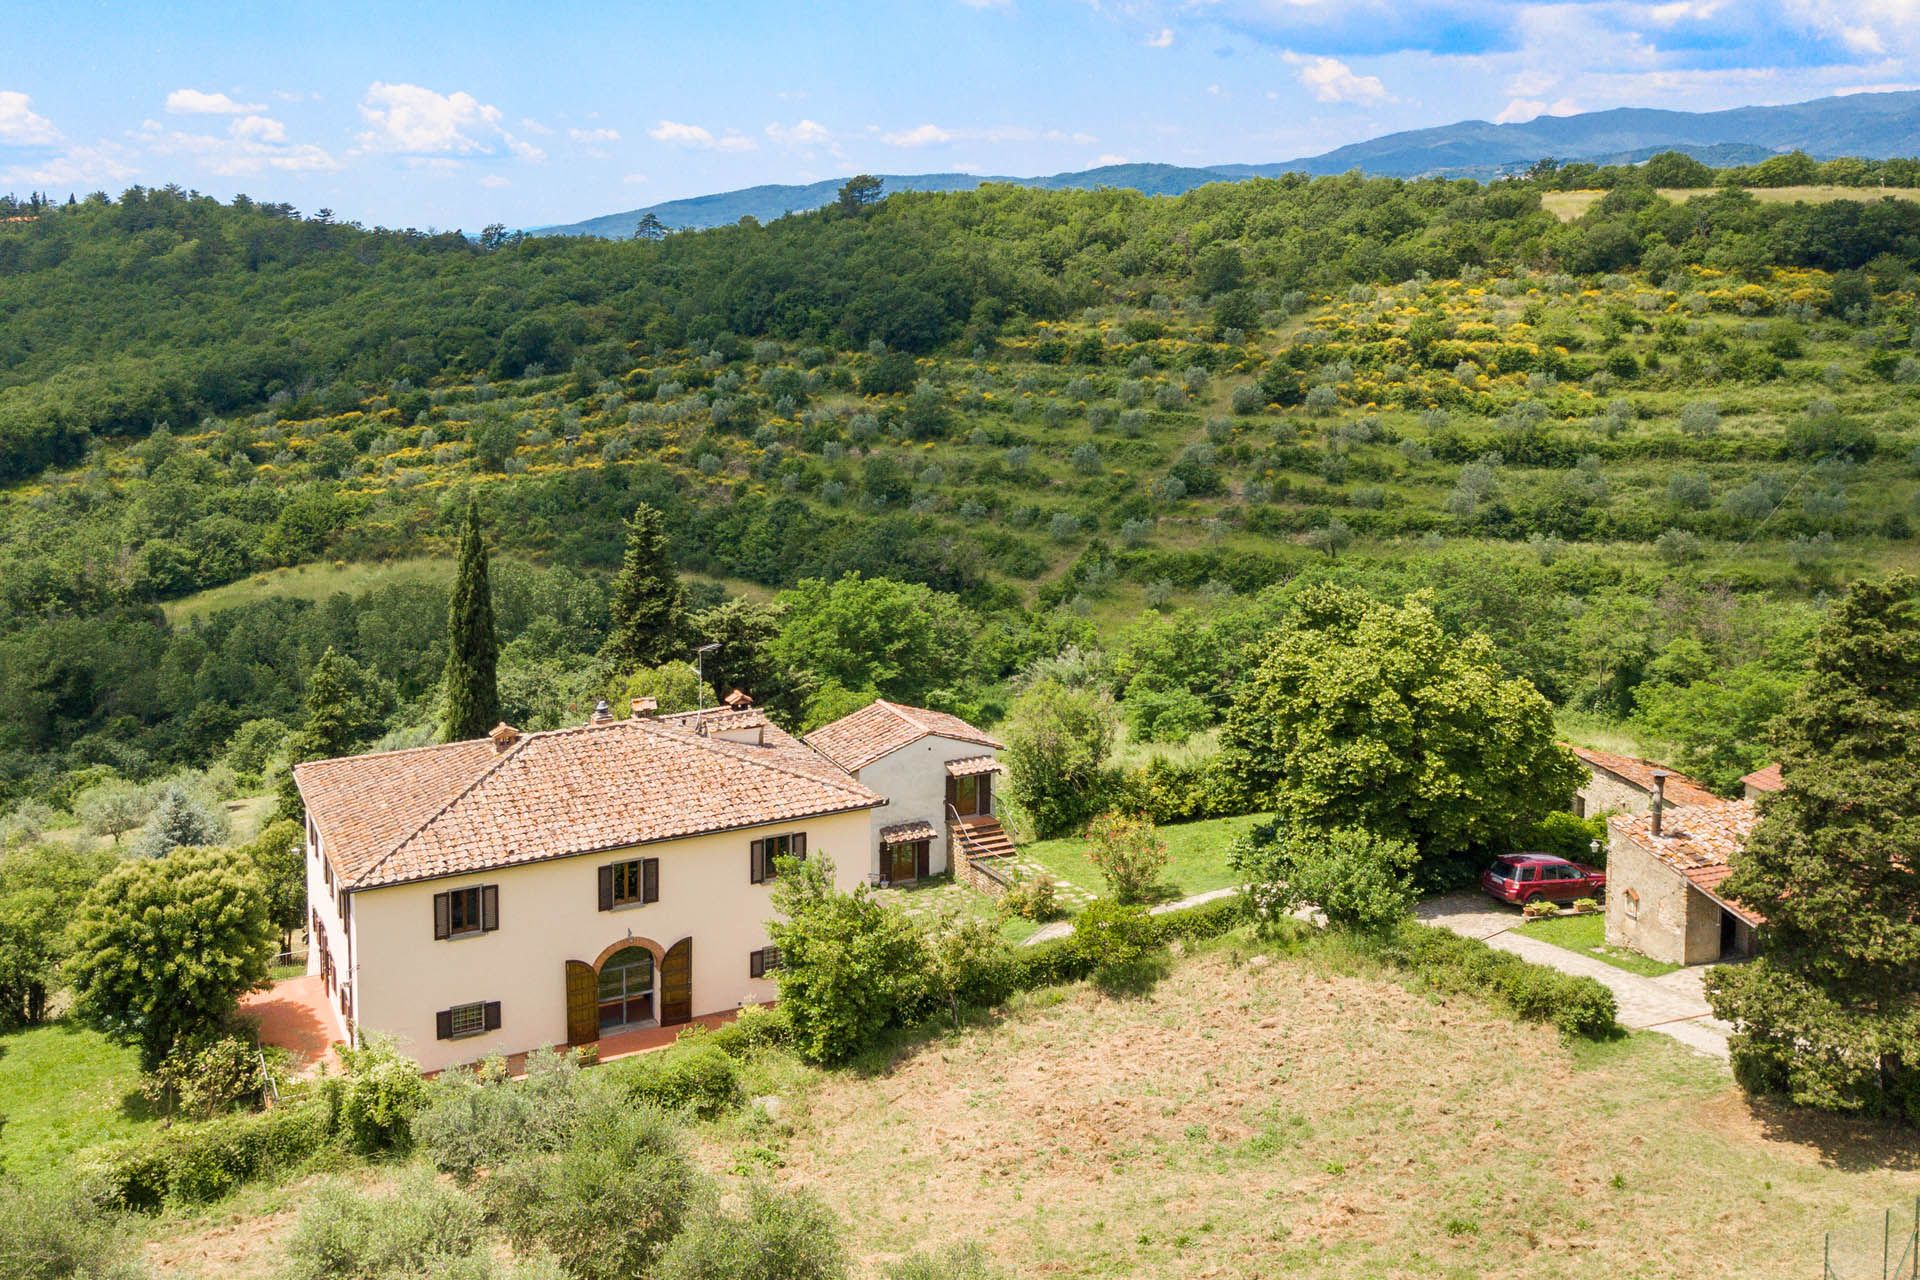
[1604,776,1764,967]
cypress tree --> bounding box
[441,501,500,741]
[606,501,683,670]
[1707,574,1920,1123]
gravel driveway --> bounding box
[1415,891,1733,1062]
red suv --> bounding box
[1482,854,1606,905]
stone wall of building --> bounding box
[1604,827,1723,965]
[1577,766,1652,819]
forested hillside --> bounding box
[2,161,1918,810]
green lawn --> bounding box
[0,1021,154,1181]
[160,556,453,624]
[1521,910,1683,977]
[1021,812,1270,903]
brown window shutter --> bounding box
[916,840,930,880]
[598,865,614,911]
[481,884,499,932]
[339,891,350,922]
[750,839,765,884]
[946,775,959,810]
[433,892,450,940]
[643,858,659,904]
[483,1001,502,1032]
[750,949,764,979]
[793,831,807,861]
[435,1008,453,1040]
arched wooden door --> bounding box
[564,960,597,1044]
[660,937,692,1026]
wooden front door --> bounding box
[660,937,693,1025]
[564,960,597,1044]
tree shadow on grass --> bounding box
[1091,952,1172,999]
[1745,1095,1920,1173]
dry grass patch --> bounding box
[1542,185,1920,221]
[733,946,1918,1279]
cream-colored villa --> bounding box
[294,695,1006,1072]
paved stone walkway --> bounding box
[1021,886,1239,946]
[1415,891,1732,1062]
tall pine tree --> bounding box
[275,646,384,819]
[1707,574,1920,1124]
[441,501,500,741]
[606,501,683,670]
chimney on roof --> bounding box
[724,688,753,709]
[1650,769,1668,838]
[488,723,520,754]
[631,697,658,718]
[589,699,613,725]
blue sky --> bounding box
[2,1,1916,229]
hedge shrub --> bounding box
[81,1097,337,1210]
[1367,921,1618,1038]
[605,1039,743,1118]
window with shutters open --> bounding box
[749,831,806,884]
[749,946,782,979]
[433,884,499,939]
[599,857,660,910]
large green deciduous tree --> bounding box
[1223,585,1581,882]
[441,501,500,741]
[606,502,683,671]
[768,573,976,724]
[1707,574,1920,1123]
[1000,678,1117,839]
[68,845,275,1069]
[277,645,386,818]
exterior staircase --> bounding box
[952,814,1016,861]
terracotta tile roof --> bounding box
[879,820,937,843]
[1611,799,1764,926]
[655,705,862,786]
[296,718,882,890]
[804,700,1003,773]
[944,755,1006,777]
[1568,745,1721,807]
[1741,763,1785,794]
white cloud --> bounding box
[1284,52,1391,103]
[1096,152,1129,165]
[0,142,135,187]
[1145,26,1175,47]
[882,122,954,147]
[231,114,287,143]
[567,126,621,144]
[766,119,832,147]
[647,119,756,151]
[0,91,60,145]
[357,82,543,162]
[479,174,510,189]
[165,88,266,115]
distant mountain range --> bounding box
[534,89,1920,238]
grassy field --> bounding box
[1522,910,1682,977]
[1542,184,1920,220]
[0,1021,153,1182]
[137,935,1920,1278]
[708,940,1920,1280]
[1021,812,1269,902]
[160,557,453,624]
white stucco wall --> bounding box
[303,820,352,1043]
[336,807,872,1073]
[853,735,1001,881]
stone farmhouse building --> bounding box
[1568,745,1721,820]
[1584,752,1773,967]
[294,695,1007,1072]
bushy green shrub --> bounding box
[1070,899,1161,979]
[1521,898,1559,920]
[1082,811,1169,905]
[1523,810,1608,861]
[1103,755,1249,825]
[1232,822,1418,934]
[768,857,931,1065]
[0,1180,145,1280]
[337,1037,429,1155]
[657,1184,847,1280]
[1370,922,1617,1038]
[489,1106,699,1280]
[139,1032,263,1120]
[282,1166,485,1280]
[608,1039,742,1118]
[701,1003,791,1058]
[998,872,1059,922]
[81,1097,336,1210]
[413,1047,611,1181]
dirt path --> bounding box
[1416,892,1732,1061]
